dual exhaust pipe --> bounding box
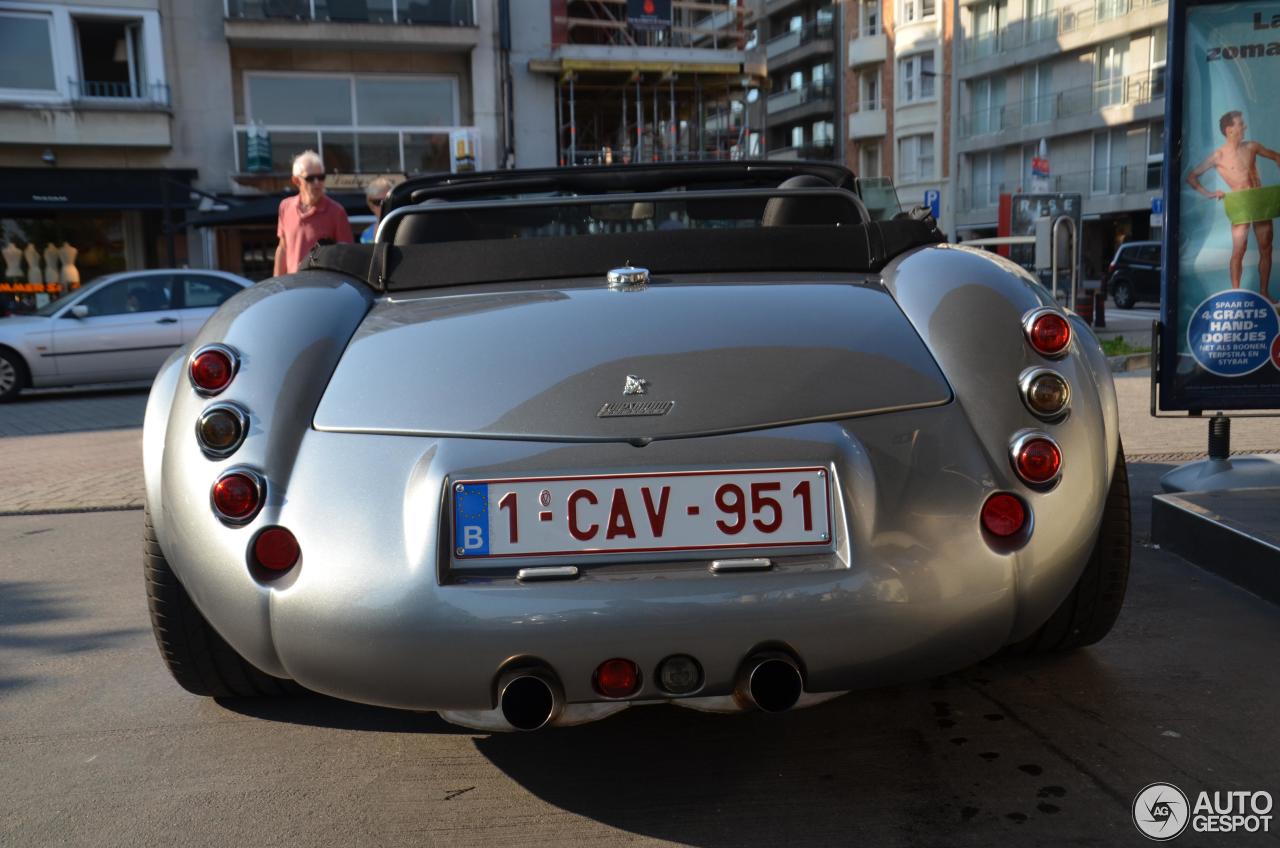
[497,652,804,731]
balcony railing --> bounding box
[852,95,882,112]
[767,78,834,112]
[957,163,1163,211]
[69,79,171,106]
[959,67,1164,137]
[768,141,837,160]
[766,14,834,59]
[224,0,474,26]
[961,0,1166,62]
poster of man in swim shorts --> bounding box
[1160,0,1280,411]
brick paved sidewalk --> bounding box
[0,385,148,437]
[0,374,1274,516]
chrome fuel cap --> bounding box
[607,266,649,290]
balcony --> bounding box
[958,68,1165,138]
[766,78,835,124]
[848,100,886,138]
[848,31,887,66]
[766,16,835,69]
[224,0,478,50]
[961,0,1166,63]
[0,81,172,147]
[956,163,1162,211]
[68,80,171,108]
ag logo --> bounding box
[1133,783,1190,841]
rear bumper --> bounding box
[155,397,1108,713]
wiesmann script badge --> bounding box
[598,375,674,418]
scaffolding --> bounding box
[539,1,765,166]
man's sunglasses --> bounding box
[301,173,326,184]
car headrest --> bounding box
[762,175,869,227]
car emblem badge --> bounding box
[599,374,673,418]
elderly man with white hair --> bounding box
[274,150,353,276]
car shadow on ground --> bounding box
[217,694,475,736]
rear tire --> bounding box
[144,507,301,697]
[1111,280,1136,309]
[1007,446,1131,654]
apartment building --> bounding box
[507,1,764,168]
[761,0,839,161]
[0,0,225,280]
[952,0,1167,274]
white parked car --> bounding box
[0,269,252,402]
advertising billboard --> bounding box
[1160,0,1280,410]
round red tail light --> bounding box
[253,526,300,573]
[1012,435,1062,485]
[593,658,641,699]
[981,493,1027,538]
[1025,310,1071,357]
[211,470,263,523]
[190,346,237,395]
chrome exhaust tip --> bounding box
[737,653,804,713]
[498,671,563,731]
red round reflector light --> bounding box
[1027,312,1071,356]
[981,493,1027,538]
[212,472,261,522]
[1014,437,1062,485]
[190,348,235,394]
[253,526,300,573]
[593,658,641,699]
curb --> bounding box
[1108,352,1150,372]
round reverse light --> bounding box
[196,403,247,457]
[1024,309,1071,357]
[981,493,1027,538]
[190,345,237,395]
[253,526,300,573]
[211,470,263,523]
[593,658,641,699]
[1012,435,1062,486]
[657,654,703,695]
[1020,369,1070,418]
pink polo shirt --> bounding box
[276,194,354,274]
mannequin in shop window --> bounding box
[24,244,42,286]
[43,243,60,288]
[2,243,21,281]
[58,243,79,288]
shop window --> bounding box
[0,12,57,93]
[74,18,145,99]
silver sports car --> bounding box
[143,163,1128,731]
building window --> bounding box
[1095,38,1129,108]
[899,133,935,183]
[790,125,805,148]
[900,52,936,103]
[1024,0,1057,42]
[241,72,459,174]
[969,74,1006,135]
[859,69,881,110]
[1147,120,1164,190]
[1091,127,1129,194]
[1021,62,1053,124]
[903,0,937,23]
[0,12,57,93]
[1150,25,1167,99]
[969,151,1004,208]
[812,120,834,149]
[1096,0,1126,23]
[858,0,880,36]
[861,143,881,178]
[73,17,146,99]
[968,0,1006,59]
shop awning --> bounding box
[0,168,198,211]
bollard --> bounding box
[1074,291,1094,325]
[1094,289,1106,328]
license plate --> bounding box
[452,467,831,559]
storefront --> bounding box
[0,167,195,309]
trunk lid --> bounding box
[312,278,951,441]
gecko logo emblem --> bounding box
[1133,783,1190,841]
[623,375,648,395]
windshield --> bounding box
[34,286,83,316]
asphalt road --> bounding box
[2,462,1278,847]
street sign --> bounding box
[923,189,940,220]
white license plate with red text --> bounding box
[452,467,831,559]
